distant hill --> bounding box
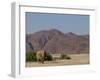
[26,29,89,54]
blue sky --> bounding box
[26,12,89,35]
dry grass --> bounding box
[26,53,89,67]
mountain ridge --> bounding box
[26,29,89,54]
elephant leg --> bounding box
[41,58,44,64]
[37,58,40,63]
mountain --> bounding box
[26,29,89,54]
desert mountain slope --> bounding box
[26,29,89,54]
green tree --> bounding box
[26,52,37,62]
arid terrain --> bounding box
[26,29,89,67]
[26,29,89,54]
[26,53,89,67]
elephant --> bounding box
[36,50,46,64]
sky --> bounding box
[26,12,89,35]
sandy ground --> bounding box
[26,54,89,67]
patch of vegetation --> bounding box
[26,51,53,62]
[26,51,37,62]
[60,54,71,60]
[45,53,53,61]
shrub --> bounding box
[66,56,71,59]
[60,54,71,60]
[44,53,53,61]
[26,52,37,62]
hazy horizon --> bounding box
[26,12,89,35]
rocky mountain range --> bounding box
[26,29,89,54]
